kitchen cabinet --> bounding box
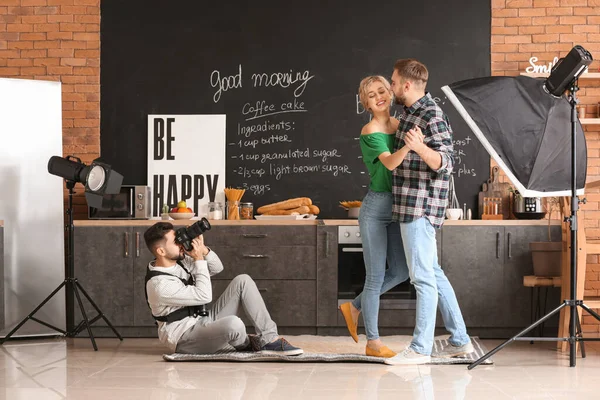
[212,280,316,327]
[209,225,317,330]
[316,225,338,327]
[74,224,319,334]
[441,224,561,330]
[442,226,505,328]
[73,226,138,327]
[503,226,561,329]
[72,221,560,338]
[132,226,158,326]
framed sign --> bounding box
[147,114,226,217]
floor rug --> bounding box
[163,336,492,365]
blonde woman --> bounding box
[339,76,417,357]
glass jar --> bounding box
[240,202,254,219]
[226,200,240,220]
[207,202,223,220]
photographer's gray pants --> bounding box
[175,274,279,354]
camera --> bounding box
[174,218,211,251]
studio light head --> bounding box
[47,155,124,208]
[544,45,593,97]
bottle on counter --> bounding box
[208,202,223,220]
[240,202,254,220]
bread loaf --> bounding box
[308,205,320,215]
[257,197,312,214]
[262,205,311,215]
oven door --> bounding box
[337,243,416,310]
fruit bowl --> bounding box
[169,212,195,220]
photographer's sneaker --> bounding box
[432,341,474,358]
[259,338,303,356]
[384,348,431,365]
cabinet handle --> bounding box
[258,288,268,293]
[124,232,130,258]
[495,232,500,259]
[136,232,140,258]
[243,254,268,258]
[325,232,330,257]
[242,234,267,238]
[507,232,512,259]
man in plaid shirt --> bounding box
[384,59,473,365]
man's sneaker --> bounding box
[432,341,474,358]
[259,338,304,356]
[384,347,431,365]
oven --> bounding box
[337,226,416,309]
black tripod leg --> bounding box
[575,311,586,358]
[0,281,68,344]
[72,283,98,351]
[75,281,123,341]
[468,302,567,370]
[580,303,600,322]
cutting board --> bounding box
[478,166,511,219]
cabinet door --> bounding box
[212,280,316,327]
[132,227,158,327]
[442,226,505,327]
[207,226,317,247]
[73,226,134,326]
[316,226,338,327]
[504,226,561,328]
[211,246,316,280]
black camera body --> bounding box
[175,218,211,251]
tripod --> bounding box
[0,181,122,351]
[469,79,600,369]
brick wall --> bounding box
[0,0,100,217]
[1,0,599,328]
[492,0,600,332]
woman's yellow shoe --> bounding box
[338,302,358,343]
[366,345,397,358]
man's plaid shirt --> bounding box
[392,93,454,229]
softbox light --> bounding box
[47,155,124,208]
[442,75,586,197]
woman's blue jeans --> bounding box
[351,191,409,340]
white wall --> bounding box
[0,78,65,336]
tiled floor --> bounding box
[0,335,599,400]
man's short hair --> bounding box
[394,59,428,89]
[144,222,174,256]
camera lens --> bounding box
[175,218,211,251]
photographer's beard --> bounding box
[165,246,185,262]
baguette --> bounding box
[308,205,320,215]
[257,197,312,214]
[262,206,311,215]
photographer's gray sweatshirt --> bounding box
[146,251,224,351]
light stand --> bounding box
[469,79,600,369]
[0,156,124,351]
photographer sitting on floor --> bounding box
[143,221,303,355]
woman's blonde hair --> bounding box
[358,75,392,113]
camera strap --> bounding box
[144,260,209,324]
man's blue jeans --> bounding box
[399,217,470,355]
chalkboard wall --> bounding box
[100,0,491,219]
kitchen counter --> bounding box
[74,219,561,227]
